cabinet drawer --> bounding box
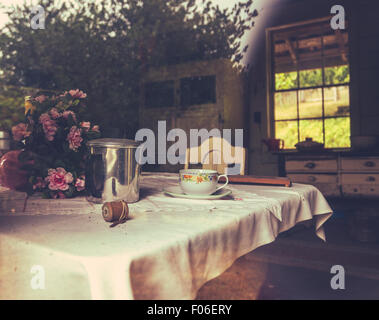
[342,184,379,197]
[287,174,339,197]
[341,158,379,171]
[287,173,337,184]
[341,173,379,184]
[286,159,337,173]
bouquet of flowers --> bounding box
[9,89,101,198]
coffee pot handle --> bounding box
[216,174,229,192]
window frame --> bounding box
[266,17,351,150]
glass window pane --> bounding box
[325,117,351,148]
[324,86,350,117]
[324,65,350,85]
[299,68,322,88]
[298,88,322,119]
[180,75,216,107]
[299,119,323,144]
[145,81,175,109]
[273,34,298,80]
[275,120,298,149]
[324,30,349,68]
[274,91,297,120]
[297,33,322,69]
[275,72,298,90]
[271,22,351,150]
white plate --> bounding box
[163,186,232,200]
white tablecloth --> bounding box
[0,173,333,300]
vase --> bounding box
[0,150,31,191]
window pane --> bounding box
[180,75,216,107]
[324,86,350,117]
[297,32,322,70]
[275,120,298,149]
[325,117,351,148]
[271,21,351,150]
[274,91,297,120]
[275,72,298,90]
[324,30,349,68]
[324,65,350,85]
[299,119,323,144]
[299,68,322,88]
[145,81,175,109]
[298,88,322,119]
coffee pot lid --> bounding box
[87,138,140,148]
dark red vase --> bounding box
[0,150,31,191]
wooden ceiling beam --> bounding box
[275,33,348,54]
[275,48,345,66]
[285,38,298,65]
[335,30,348,63]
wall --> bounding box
[351,0,379,136]
[246,0,379,176]
[139,59,245,172]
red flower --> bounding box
[39,113,58,141]
[45,167,73,191]
[68,89,87,99]
[75,175,85,192]
[67,126,83,151]
[80,121,91,132]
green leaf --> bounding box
[54,159,66,168]
[65,185,75,198]
[42,191,50,199]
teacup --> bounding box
[179,169,229,195]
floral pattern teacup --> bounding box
[179,169,229,195]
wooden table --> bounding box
[0,173,333,299]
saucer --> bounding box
[163,186,232,200]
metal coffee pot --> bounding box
[86,138,142,203]
[0,131,10,157]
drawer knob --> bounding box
[367,176,376,182]
[308,176,317,182]
[364,161,375,167]
[305,162,316,169]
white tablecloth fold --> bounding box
[0,173,333,299]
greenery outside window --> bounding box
[267,18,351,149]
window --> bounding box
[180,75,216,107]
[144,75,217,109]
[145,80,175,109]
[268,18,350,149]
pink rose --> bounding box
[92,125,100,132]
[34,95,47,103]
[45,167,73,191]
[67,126,83,151]
[12,123,31,141]
[39,113,50,123]
[62,110,77,122]
[75,175,85,192]
[49,108,61,119]
[68,89,87,99]
[80,121,91,132]
[39,113,58,141]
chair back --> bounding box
[184,136,246,175]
